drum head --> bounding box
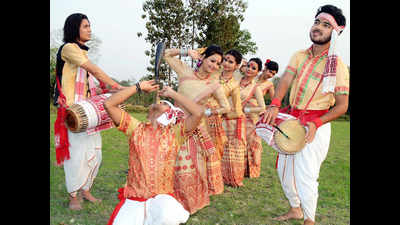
[274,119,306,154]
[65,108,80,132]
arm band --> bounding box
[311,117,323,129]
[270,98,281,108]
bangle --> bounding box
[311,117,323,129]
[136,82,142,94]
[204,108,212,117]
[111,83,120,89]
[270,98,281,108]
[244,107,251,113]
[180,48,188,57]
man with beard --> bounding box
[261,5,349,225]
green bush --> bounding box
[124,104,149,113]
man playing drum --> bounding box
[53,13,125,210]
[261,5,349,225]
[104,80,203,225]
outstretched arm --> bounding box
[104,80,159,126]
[80,61,123,90]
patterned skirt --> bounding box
[173,124,214,214]
[244,116,263,178]
[204,114,226,195]
[221,116,246,187]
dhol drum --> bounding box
[66,93,125,133]
[255,113,307,155]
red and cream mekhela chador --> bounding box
[234,72,266,178]
[107,111,189,225]
[256,77,274,97]
[212,70,246,187]
[164,50,230,213]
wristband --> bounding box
[136,82,142,94]
[180,48,188,57]
[111,83,120,89]
[270,98,281,108]
[204,108,212,117]
[311,117,323,129]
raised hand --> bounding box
[158,86,176,98]
[139,80,159,93]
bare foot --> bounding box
[272,207,303,221]
[69,196,82,210]
[304,219,315,225]
[81,190,102,203]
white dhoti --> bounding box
[110,194,190,225]
[63,130,102,195]
[276,122,331,222]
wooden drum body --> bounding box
[66,93,124,133]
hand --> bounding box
[261,106,279,125]
[158,86,176,98]
[188,49,201,60]
[139,80,159,93]
[305,122,317,143]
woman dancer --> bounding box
[213,49,246,187]
[234,58,266,178]
[163,45,230,214]
[257,59,278,98]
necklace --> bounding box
[220,71,232,84]
[194,71,211,80]
[240,77,253,88]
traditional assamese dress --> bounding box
[256,77,274,97]
[274,46,349,222]
[212,70,246,187]
[234,72,266,178]
[55,43,102,196]
[164,51,230,213]
[107,111,189,225]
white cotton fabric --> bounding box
[276,122,331,222]
[112,194,190,225]
[156,100,185,126]
[63,130,102,194]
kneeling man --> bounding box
[104,80,203,225]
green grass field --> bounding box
[50,111,349,225]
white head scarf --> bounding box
[156,100,185,126]
[316,12,345,94]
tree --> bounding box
[138,0,257,86]
[139,0,188,86]
[193,0,257,55]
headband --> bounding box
[316,12,345,94]
[156,100,185,126]
[316,12,345,33]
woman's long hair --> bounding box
[63,13,89,44]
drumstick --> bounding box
[274,125,290,139]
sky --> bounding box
[50,0,350,82]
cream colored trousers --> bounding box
[63,130,102,196]
[276,122,331,222]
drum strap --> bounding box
[274,70,327,169]
[288,71,326,125]
[54,73,70,166]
